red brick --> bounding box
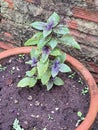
[88,62,98,73]
[4,32,13,38]
[65,20,78,30]
[69,29,81,37]
[72,7,98,23]
[68,29,98,47]
[66,20,98,43]
[4,0,14,9]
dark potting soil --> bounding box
[0,55,97,130]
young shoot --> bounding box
[78,77,83,84]
[82,87,89,95]
[18,54,25,60]
[76,111,85,127]
[0,64,7,72]
[13,118,24,130]
[68,72,76,79]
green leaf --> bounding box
[43,29,52,38]
[25,60,32,65]
[60,35,81,49]
[24,37,37,46]
[41,70,51,85]
[37,60,49,78]
[24,32,43,46]
[42,53,48,63]
[17,77,37,88]
[30,48,36,58]
[38,38,45,49]
[53,25,70,35]
[46,81,53,91]
[26,67,36,77]
[38,36,51,49]
[47,12,60,27]
[48,38,58,49]
[56,53,66,63]
[31,22,46,30]
[51,48,62,56]
[77,111,82,117]
[29,77,37,87]
[13,118,24,130]
[54,77,64,86]
[30,48,41,58]
[59,63,71,73]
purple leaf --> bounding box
[52,60,60,77]
[43,21,54,37]
[31,22,47,30]
[42,46,50,55]
[45,21,54,31]
[31,57,38,67]
[42,46,50,62]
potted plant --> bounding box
[0,12,98,130]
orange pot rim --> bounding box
[0,46,98,130]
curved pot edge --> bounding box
[0,46,98,130]
[66,55,98,130]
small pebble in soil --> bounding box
[24,121,28,125]
[10,97,13,99]
[73,85,76,88]
[51,111,55,114]
[35,101,40,106]
[27,95,33,101]
[55,107,59,111]
[62,126,67,130]
[9,59,12,63]
[29,103,33,106]
[18,75,21,78]
[17,112,20,116]
[14,99,19,104]
[36,115,40,118]
[9,84,13,87]
[41,103,43,106]
[9,109,14,113]
[2,76,4,78]
[31,114,36,118]
[31,114,39,118]
[16,66,20,71]
[12,67,15,70]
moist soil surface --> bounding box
[0,54,98,130]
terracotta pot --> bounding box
[0,47,98,130]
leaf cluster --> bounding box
[18,12,80,90]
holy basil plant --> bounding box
[17,12,80,90]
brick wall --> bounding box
[0,0,98,84]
